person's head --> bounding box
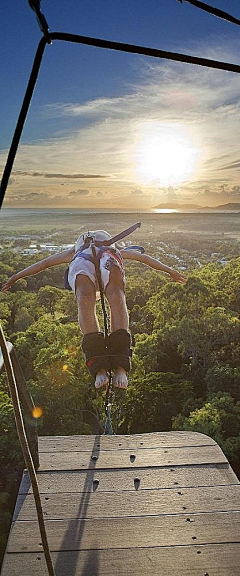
[75,230,112,251]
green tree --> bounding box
[132,331,181,374]
[0,301,11,332]
[60,291,78,323]
[37,286,63,318]
[12,317,93,435]
[162,307,239,375]
[205,364,240,401]
[0,391,22,467]
[121,372,192,434]
[1,291,41,334]
[173,392,240,464]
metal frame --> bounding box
[1,22,240,207]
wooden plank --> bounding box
[8,511,240,553]
[19,462,238,495]
[38,431,216,452]
[14,484,240,521]
[38,444,228,471]
[2,543,240,575]
[3,430,240,576]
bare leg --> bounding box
[105,266,129,388]
[75,274,109,388]
[105,266,129,332]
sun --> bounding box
[134,123,199,187]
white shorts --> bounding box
[68,247,125,293]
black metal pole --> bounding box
[49,32,240,74]
[177,0,240,27]
[0,37,47,208]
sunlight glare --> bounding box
[135,123,199,186]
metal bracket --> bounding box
[28,0,51,43]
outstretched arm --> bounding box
[1,247,75,292]
[121,249,186,284]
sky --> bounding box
[1,0,240,210]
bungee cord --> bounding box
[90,239,116,435]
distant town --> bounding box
[1,209,239,276]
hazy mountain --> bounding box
[153,202,240,210]
[210,203,240,210]
[153,203,201,209]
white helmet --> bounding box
[75,230,113,251]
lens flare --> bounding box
[32,406,43,419]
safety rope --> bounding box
[0,325,56,576]
[177,0,240,27]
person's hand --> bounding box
[1,274,18,292]
[169,270,186,284]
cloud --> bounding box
[4,194,21,203]
[3,40,240,208]
[12,170,107,179]
[184,183,240,204]
[130,188,143,196]
[67,189,90,197]
[4,191,64,206]
[7,178,15,185]
[220,160,240,171]
[23,192,50,199]
[231,185,240,195]
[45,97,132,119]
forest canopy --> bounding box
[0,250,239,457]
[0,239,240,563]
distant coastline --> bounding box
[153,202,240,212]
[0,207,148,216]
[1,202,240,216]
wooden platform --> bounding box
[2,431,240,575]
